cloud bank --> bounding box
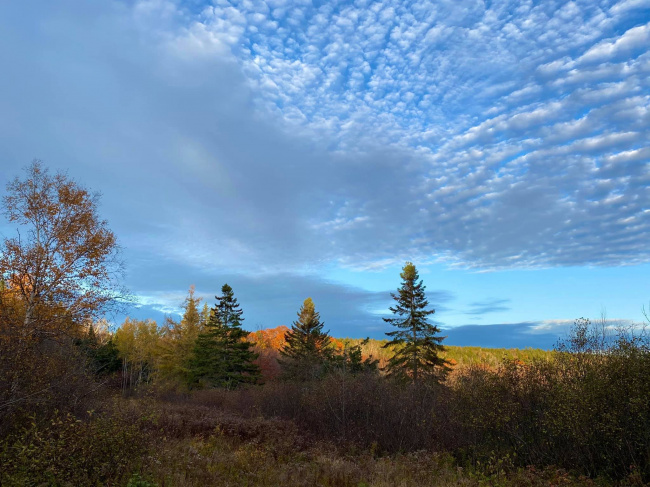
[0,0,648,341]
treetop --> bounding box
[400,261,417,281]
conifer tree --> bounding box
[280,297,333,380]
[383,262,450,383]
[338,338,379,375]
[190,284,260,389]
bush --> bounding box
[0,410,149,486]
[196,320,650,482]
[449,320,650,481]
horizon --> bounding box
[1,0,648,349]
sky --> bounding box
[0,0,648,349]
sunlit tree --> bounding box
[0,160,124,342]
[157,285,205,386]
[383,262,450,383]
[115,318,160,391]
[280,297,333,380]
[0,161,124,429]
[189,284,260,389]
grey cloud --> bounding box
[122,266,396,338]
[443,322,560,349]
[466,298,512,316]
[120,244,457,337]
[1,0,649,285]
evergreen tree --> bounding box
[331,338,379,375]
[189,284,260,389]
[280,297,333,380]
[76,324,121,376]
[383,262,450,383]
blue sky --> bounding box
[0,0,648,348]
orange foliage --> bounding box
[246,326,290,351]
[1,161,123,333]
[245,326,288,380]
[245,326,346,380]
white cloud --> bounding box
[578,22,650,64]
[0,0,649,278]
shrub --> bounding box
[0,410,149,486]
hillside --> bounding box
[247,327,553,380]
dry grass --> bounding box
[123,397,604,487]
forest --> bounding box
[1,162,649,486]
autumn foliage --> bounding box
[0,161,124,435]
[2,162,650,485]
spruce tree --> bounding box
[280,297,332,380]
[332,338,379,375]
[190,284,261,389]
[383,262,450,383]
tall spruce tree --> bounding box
[280,297,332,380]
[383,262,450,383]
[189,284,260,389]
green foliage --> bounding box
[280,297,334,380]
[76,324,121,376]
[331,338,379,375]
[344,337,553,370]
[189,284,261,389]
[383,262,450,382]
[127,472,158,487]
[115,318,160,391]
[0,411,147,486]
[157,286,207,388]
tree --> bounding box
[189,284,260,389]
[0,160,124,342]
[280,297,333,380]
[75,322,120,377]
[333,338,379,375]
[0,161,124,431]
[383,262,450,383]
[157,286,206,386]
[115,318,160,392]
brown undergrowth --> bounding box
[1,390,641,486]
[124,395,607,487]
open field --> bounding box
[0,393,610,487]
[344,338,554,369]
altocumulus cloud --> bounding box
[175,0,650,270]
[0,0,648,335]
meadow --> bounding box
[2,319,649,486]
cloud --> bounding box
[121,266,397,337]
[443,322,560,349]
[577,22,650,64]
[0,0,648,344]
[466,298,511,316]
